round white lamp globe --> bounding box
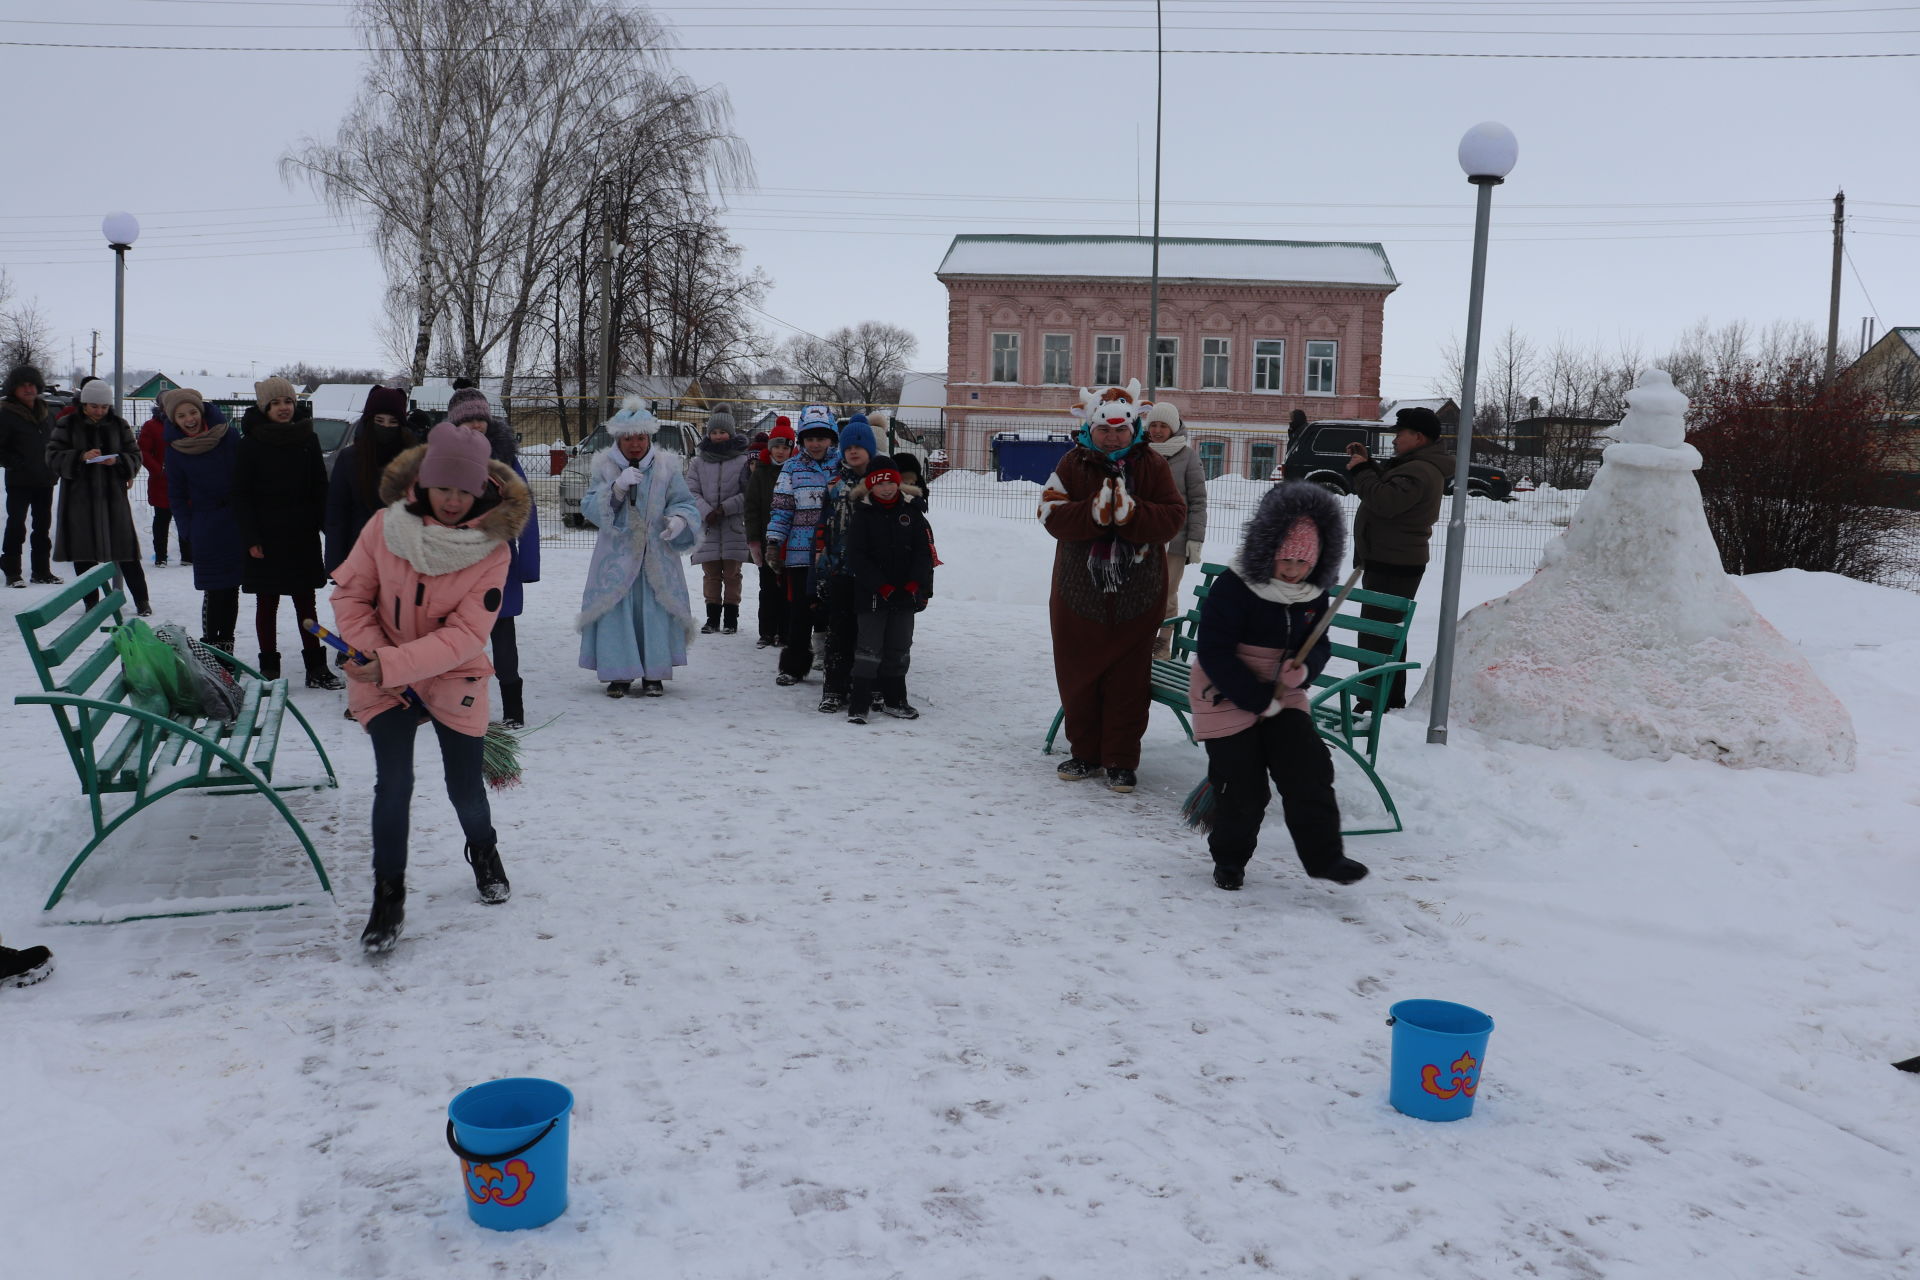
[1457,123,1518,182]
[102,212,141,247]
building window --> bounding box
[1153,336,1178,390]
[1201,337,1230,389]
[1094,335,1123,385]
[991,332,1020,384]
[1249,441,1277,479]
[1042,333,1072,385]
[1197,439,1226,480]
[1253,339,1285,393]
[1305,340,1338,395]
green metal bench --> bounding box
[1043,562,1420,835]
[14,563,339,919]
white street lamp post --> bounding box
[102,212,140,418]
[1426,123,1517,746]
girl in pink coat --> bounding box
[331,422,532,954]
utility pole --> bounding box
[1145,0,1164,400]
[89,330,100,377]
[1825,189,1844,381]
[597,180,616,426]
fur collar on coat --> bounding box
[376,444,531,574]
[1236,481,1345,590]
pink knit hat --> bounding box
[1276,516,1320,565]
[417,421,492,496]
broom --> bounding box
[1181,567,1366,833]
[303,619,544,790]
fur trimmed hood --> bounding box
[1238,481,1346,590]
[379,444,532,543]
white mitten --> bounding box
[1109,476,1136,525]
[614,466,644,492]
[1091,478,1116,526]
[662,514,688,540]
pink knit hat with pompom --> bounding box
[1276,517,1320,565]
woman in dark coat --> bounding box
[444,387,540,727]
[47,380,151,614]
[233,377,338,688]
[324,385,415,573]
[161,388,244,652]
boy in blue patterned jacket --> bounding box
[764,405,839,685]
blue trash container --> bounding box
[1387,999,1494,1122]
[447,1077,574,1230]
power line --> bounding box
[29,17,1920,35]
[5,40,1917,57]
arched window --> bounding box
[1197,440,1226,480]
[1248,440,1279,479]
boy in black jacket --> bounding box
[1191,482,1368,891]
[844,459,933,724]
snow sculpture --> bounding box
[1422,369,1855,773]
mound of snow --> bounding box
[1426,371,1856,774]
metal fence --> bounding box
[924,468,1584,576]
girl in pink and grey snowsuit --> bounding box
[331,422,531,953]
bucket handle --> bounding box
[1385,1015,1395,1026]
[446,1117,558,1165]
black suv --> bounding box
[1282,419,1512,500]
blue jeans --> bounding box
[367,705,495,879]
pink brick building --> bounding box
[935,235,1398,478]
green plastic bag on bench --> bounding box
[112,618,198,718]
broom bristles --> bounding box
[1181,778,1217,833]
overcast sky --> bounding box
[5,0,1917,403]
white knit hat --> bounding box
[1144,401,1183,434]
[78,379,115,407]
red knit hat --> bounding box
[759,419,797,464]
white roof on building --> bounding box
[308,384,377,419]
[895,369,947,411]
[937,235,1398,289]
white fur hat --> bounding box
[605,394,659,438]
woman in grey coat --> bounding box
[1144,400,1208,656]
[48,379,151,614]
[685,408,752,634]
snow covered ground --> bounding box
[3,508,1917,1278]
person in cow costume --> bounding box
[1039,380,1188,791]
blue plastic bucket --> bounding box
[1387,1000,1494,1122]
[447,1077,574,1230]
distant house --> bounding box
[126,372,180,403]
[1380,397,1459,432]
[936,234,1398,474]
[1840,326,1920,412]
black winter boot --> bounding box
[879,675,919,720]
[1308,857,1370,886]
[498,680,525,729]
[303,649,345,690]
[361,877,406,954]
[1212,863,1245,891]
[846,678,874,725]
[721,603,739,635]
[259,651,282,681]
[701,603,722,635]
[465,841,511,904]
[0,937,54,989]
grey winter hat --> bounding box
[705,408,737,436]
[79,379,115,406]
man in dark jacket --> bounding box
[1345,405,1453,709]
[0,364,61,587]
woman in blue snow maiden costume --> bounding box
[576,397,701,698]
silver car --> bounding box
[557,419,698,527]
